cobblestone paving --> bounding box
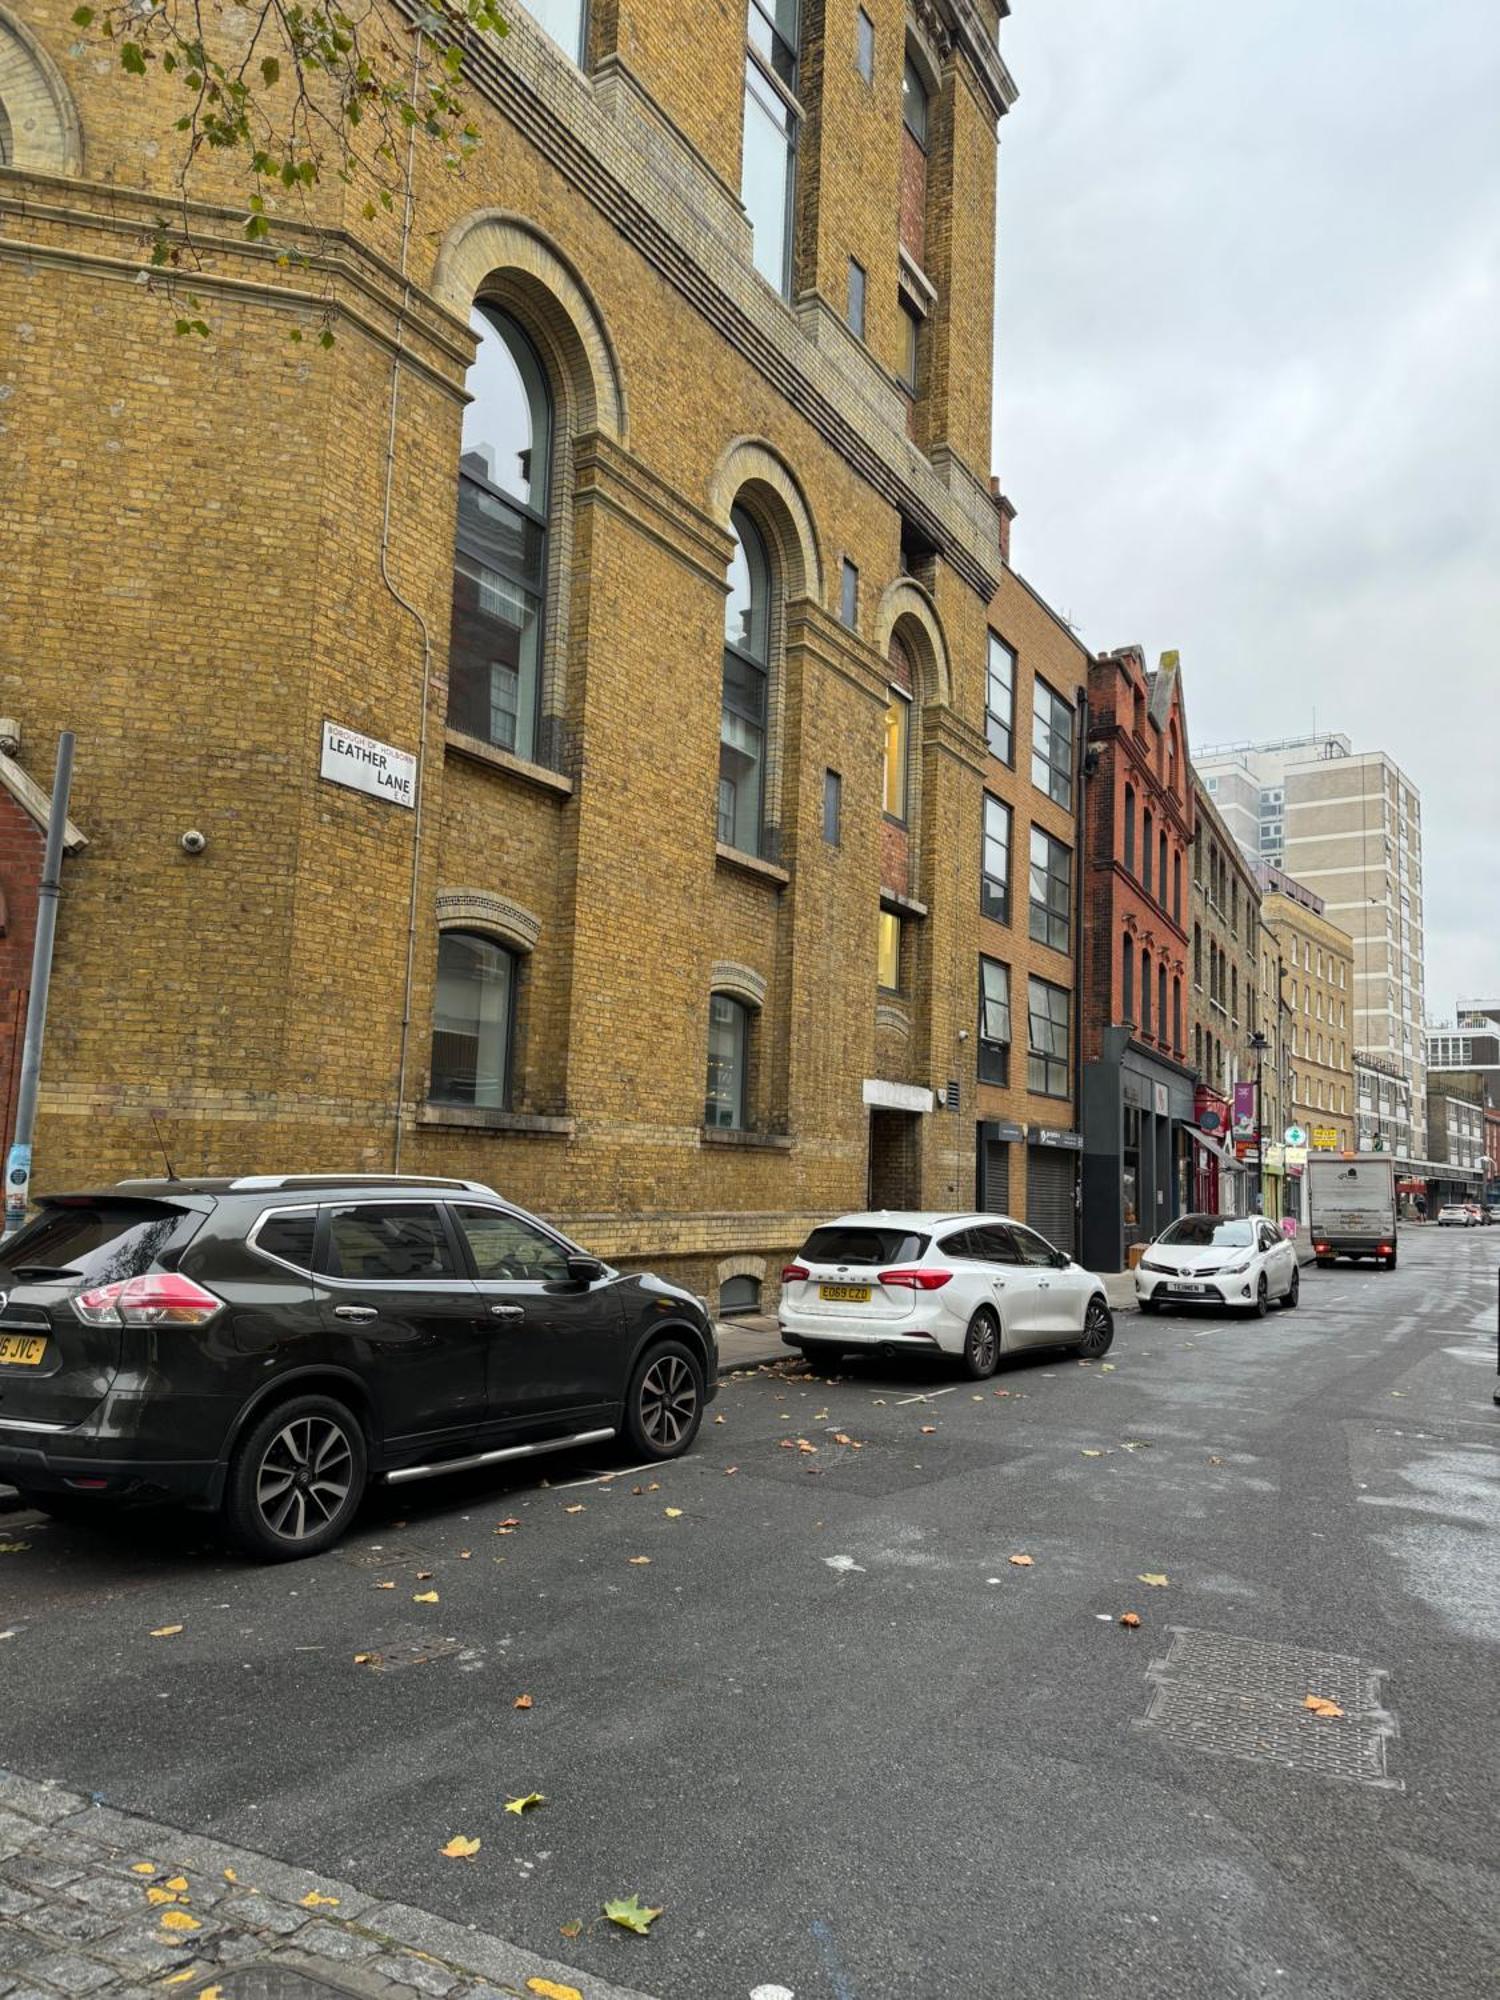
[0,1774,655,2000]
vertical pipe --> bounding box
[4,732,75,1239]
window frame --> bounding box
[981,793,1012,925]
[901,49,930,148]
[882,685,911,822]
[705,991,753,1130]
[720,503,773,856]
[1027,975,1071,1099]
[979,956,1011,1084]
[840,555,859,628]
[1027,825,1073,955]
[876,909,902,993]
[847,257,867,340]
[854,5,875,82]
[985,633,1015,764]
[1030,678,1074,809]
[429,929,518,1111]
[742,1,802,298]
[822,767,842,845]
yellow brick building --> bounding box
[0,0,1019,1309]
[1262,879,1357,1161]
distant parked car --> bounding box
[778,1211,1113,1377]
[1437,1204,1477,1228]
[0,1176,717,1560]
[1136,1213,1299,1316]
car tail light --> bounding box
[878,1267,952,1290]
[1314,1241,1329,1253]
[72,1272,224,1327]
[781,1263,810,1282]
[1377,1243,1391,1255]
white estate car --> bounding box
[1437,1204,1478,1228]
[778,1212,1113,1378]
[1136,1213,1299,1316]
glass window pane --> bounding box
[1031,684,1073,807]
[449,541,543,760]
[848,259,867,339]
[840,557,859,627]
[902,54,928,145]
[521,0,586,60]
[462,307,550,512]
[327,1204,458,1281]
[453,1203,570,1282]
[899,301,920,389]
[749,0,800,84]
[706,994,749,1128]
[431,932,513,1107]
[882,692,909,818]
[855,7,874,81]
[823,768,842,843]
[982,795,1011,922]
[742,63,795,294]
[725,507,771,659]
[986,635,1014,762]
[980,957,1010,1043]
[877,910,901,990]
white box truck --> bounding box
[1307,1155,1398,1268]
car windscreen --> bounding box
[0,1200,200,1284]
[799,1226,931,1267]
[1159,1216,1254,1249]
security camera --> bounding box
[180,829,208,855]
[0,718,19,756]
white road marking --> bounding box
[894,1384,962,1406]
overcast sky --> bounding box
[992,0,1500,1022]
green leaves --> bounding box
[120,39,146,73]
[70,6,94,25]
[603,1895,664,1935]
[260,55,280,87]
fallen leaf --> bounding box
[150,1625,184,1638]
[833,1433,854,1446]
[1303,1695,1345,1719]
[222,1870,237,1884]
[564,1504,586,1514]
[628,1556,651,1566]
[664,1507,683,1518]
[648,1482,660,1492]
[0,1541,30,1553]
[164,1877,189,1894]
[527,1981,582,2000]
[920,1425,937,1435]
[131,1863,158,1876]
[1118,1612,1142,1629]
[513,1693,534,1710]
[813,1410,829,1421]
[413,1590,439,1603]
[1081,1449,1104,1458]
[495,1526,516,1536]
[162,1972,195,1985]
[146,1886,178,1906]
[603,1893,664,1935]
[458,1550,472,1560]
[558,1920,583,1940]
[796,1440,817,1454]
[197,1986,224,2000]
[159,1910,201,1933]
[440,1836,481,1859]
[1100,1363,1116,1371]
[416,1571,433,1580]
[993,1389,1009,1398]
[1009,1554,1035,1567]
[631,1484,645,1494]
[724,1466,738,1476]
[1122,1441,1152,1452]
[1137,1573,1169,1588]
[353,1653,378,1666]
[1206,1456,1223,1467]
[375,1581,396,1590]
[504,1793,546,1815]
[713,1414,726,1425]
[298,1892,339,1909]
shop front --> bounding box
[1082,1026,1197,1271]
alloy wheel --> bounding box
[967,1314,999,1375]
[639,1352,699,1449]
[255,1415,355,1542]
[1080,1301,1112,1356]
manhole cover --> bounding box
[218,1968,369,2000]
[340,1546,432,1571]
[353,1630,466,1673]
[1138,1626,1400,1789]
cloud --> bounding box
[993,0,1500,1015]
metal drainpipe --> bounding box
[1072,688,1090,1239]
[380,34,433,1173]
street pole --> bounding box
[4,731,75,1241]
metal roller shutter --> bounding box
[978,1136,1011,1214]
[1027,1146,1076,1256]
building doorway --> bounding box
[868,1109,921,1210]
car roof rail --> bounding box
[222,1174,501,1196]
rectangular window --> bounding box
[855,6,874,82]
[742,4,800,296]
[326,1204,459,1282]
[719,650,767,853]
[847,258,867,340]
[986,634,1015,763]
[840,556,859,628]
[979,957,1011,1084]
[1028,826,1072,954]
[823,768,842,844]
[705,994,750,1128]
[882,688,910,819]
[877,910,901,991]
[1031,681,1074,808]
[982,794,1012,924]
[1027,977,1071,1098]
[899,299,920,392]
[524,0,587,61]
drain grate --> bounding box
[352,1630,467,1673]
[339,1545,434,1571]
[1138,1626,1400,1789]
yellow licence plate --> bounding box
[819,1284,870,1304]
[0,1334,48,1367]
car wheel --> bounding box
[1077,1297,1114,1358]
[1279,1268,1300,1310]
[625,1340,705,1459]
[1250,1273,1269,1318]
[961,1308,1001,1379]
[223,1394,367,1562]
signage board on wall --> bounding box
[320,720,417,808]
[1232,1083,1256,1140]
[1153,1083,1170,1117]
[1311,1126,1339,1150]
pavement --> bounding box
[1,1227,1497,2000]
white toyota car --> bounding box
[778,1212,1113,1378]
[1135,1213,1299,1316]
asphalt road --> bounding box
[3,1227,1498,2000]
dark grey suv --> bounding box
[0,1175,717,1559]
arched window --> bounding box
[448,306,552,763]
[1122,933,1134,1021]
[431,932,516,1108]
[1124,785,1136,873]
[706,993,753,1129]
[1142,810,1154,897]
[720,506,772,855]
[719,1272,762,1316]
[1140,949,1153,1035]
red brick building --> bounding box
[1079,647,1196,1270]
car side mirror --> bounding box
[564,1254,605,1285]
[1051,1250,1069,1269]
